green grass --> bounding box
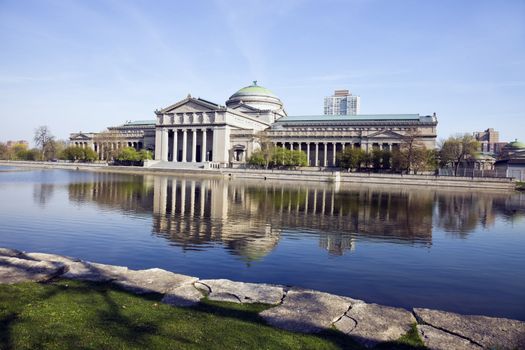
[0,279,425,349]
[516,181,525,191]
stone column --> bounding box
[161,128,168,161]
[191,129,197,162]
[306,143,310,166]
[201,129,207,162]
[182,129,187,162]
[315,142,319,166]
[172,129,178,162]
[332,142,337,166]
[323,142,328,167]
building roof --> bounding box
[124,120,156,125]
[276,114,422,122]
[229,81,277,99]
[508,139,525,149]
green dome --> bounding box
[508,139,525,149]
[230,81,277,99]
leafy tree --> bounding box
[337,148,366,171]
[253,131,275,169]
[439,134,480,175]
[0,143,8,160]
[248,150,266,167]
[115,147,141,162]
[16,148,40,161]
[59,146,98,162]
[371,149,382,170]
[138,150,152,161]
[249,147,307,169]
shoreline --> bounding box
[1,246,524,349]
[0,160,516,191]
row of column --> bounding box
[275,141,398,167]
[157,128,212,163]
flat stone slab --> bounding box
[334,303,416,347]
[162,284,204,307]
[417,325,482,350]
[195,279,284,304]
[0,256,65,284]
[414,308,525,349]
[111,268,198,295]
[260,289,360,333]
[26,253,127,282]
[0,247,26,258]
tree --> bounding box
[59,146,98,162]
[253,131,275,169]
[337,148,366,171]
[439,134,480,176]
[248,147,307,169]
[0,143,8,160]
[92,131,120,161]
[34,126,55,160]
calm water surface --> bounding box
[0,167,524,320]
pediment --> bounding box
[367,130,404,139]
[70,133,91,140]
[160,97,222,114]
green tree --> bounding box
[248,150,266,167]
[439,134,480,175]
[0,143,8,160]
[115,147,140,162]
[337,148,366,171]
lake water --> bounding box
[0,166,524,320]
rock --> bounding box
[0,247,26,258]
[260,289,360,333]
[162,284,204,307]
[196,279,284,304]
[111,268,198,294]
[25,252,81,264]
[414,308,525,350]
[334,303,416,347]
[0,256,65,284]
[26,253,126,282]
[417,325,482,350]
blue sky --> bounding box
[1,0,524,144]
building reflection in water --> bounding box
[67,173,525,260]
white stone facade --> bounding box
[70,82,438,167]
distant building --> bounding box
[324,90,361,115]
[494,140,525,181]
[473,128,502,154]
[6,140,28,148]
[69,82,437,166]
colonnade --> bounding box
[274,141,399,167]
[156,128,213,163]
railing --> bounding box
[438,168,508,178]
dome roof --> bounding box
[230,81,277,99]
[226,81,283,112]
[508,139,525,149]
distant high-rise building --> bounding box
[324,90,361,115]
[473,128,501,153]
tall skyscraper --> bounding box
[324,90,361,115]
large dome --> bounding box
[226,81,283,111]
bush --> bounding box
[59,146,98,162]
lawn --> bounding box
[0,279,425,349]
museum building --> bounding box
[69,82,438,167]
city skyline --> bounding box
[1,0,524,144]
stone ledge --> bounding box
[1,247,524,349]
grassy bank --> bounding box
[0,279,425,349]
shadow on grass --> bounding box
[0,279,426,350]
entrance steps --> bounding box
[143,160,221,170]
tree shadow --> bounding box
[0,279,427,349]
